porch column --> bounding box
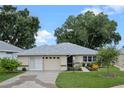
[87,56,88,62]
[92,56,93,62]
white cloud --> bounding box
[35,30,56,46]
[108,5,124,14]
[81,7,103,15]
[81,5,124,15]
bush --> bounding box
[91,64,99,70]
[0,58,21,72]
[86,61,100,71]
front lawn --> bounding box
[0,72,23,82]
[56,66,124,88]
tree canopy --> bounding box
[54,11,121,49]
[0,5,40,49]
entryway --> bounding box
[67,55,73,70]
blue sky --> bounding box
[17,5,124,48]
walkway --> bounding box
[81,67,90,72]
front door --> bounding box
[67,55,73,70]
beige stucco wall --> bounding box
[60,56,67,70]
[74,56,83,63]
[18,56,29,65]
[18,56,67,71]
[117,54,124,67]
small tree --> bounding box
[97,46,120,74]
[0,58,21,72]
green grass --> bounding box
[0,72,23,82]
[56,66,124,88]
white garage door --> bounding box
[29,57,43,70]
[44,57,61,70]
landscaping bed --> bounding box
[56,66,124,88]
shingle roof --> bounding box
[119,48,124,54]
[18,42,97,56]
[0,41,23,52]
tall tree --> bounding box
[54,11,121,49]
[0,5,40,49]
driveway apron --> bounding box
[0,71,60,88]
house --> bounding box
[117,48,124,67]
[0,41,23,58]
[18,43,97,71]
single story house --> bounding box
[117,48,124,67]
[0,41,23,58]
[18,43,97,71]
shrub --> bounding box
[86,61,100,71]
[0,58,21,72]
[91,64,99,70]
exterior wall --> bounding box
[18,56,29,65]
[73,56,83,63]
[17,55,97,71]
[18,55,68,71]
[0,51,17,58]
[117,54,124,67]
[17,56,29,70]
[73,55,97,67]
[60,56,67,70]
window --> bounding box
[83,56,87,62]
[57,57,60,59]
[49,57,52,59]
[93,56,96,61]
[46,57,48,59]
[42,57,44,59]
[88,56,92,62]
[53,57,56,59]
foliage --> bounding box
[0,5,40,49]
[97,46,120,74]
[54,11,121,49]
[0,58,21,72]
[91,64,99,70]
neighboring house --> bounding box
[117,48,124,67]
[18,43,97,71]
[0,41,23,58]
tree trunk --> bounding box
[107,65,110,74]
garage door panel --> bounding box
[29,57,43,70]
[44,58,61,70]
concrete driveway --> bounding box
[0,71,60,88]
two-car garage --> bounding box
[18,56,61,71]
